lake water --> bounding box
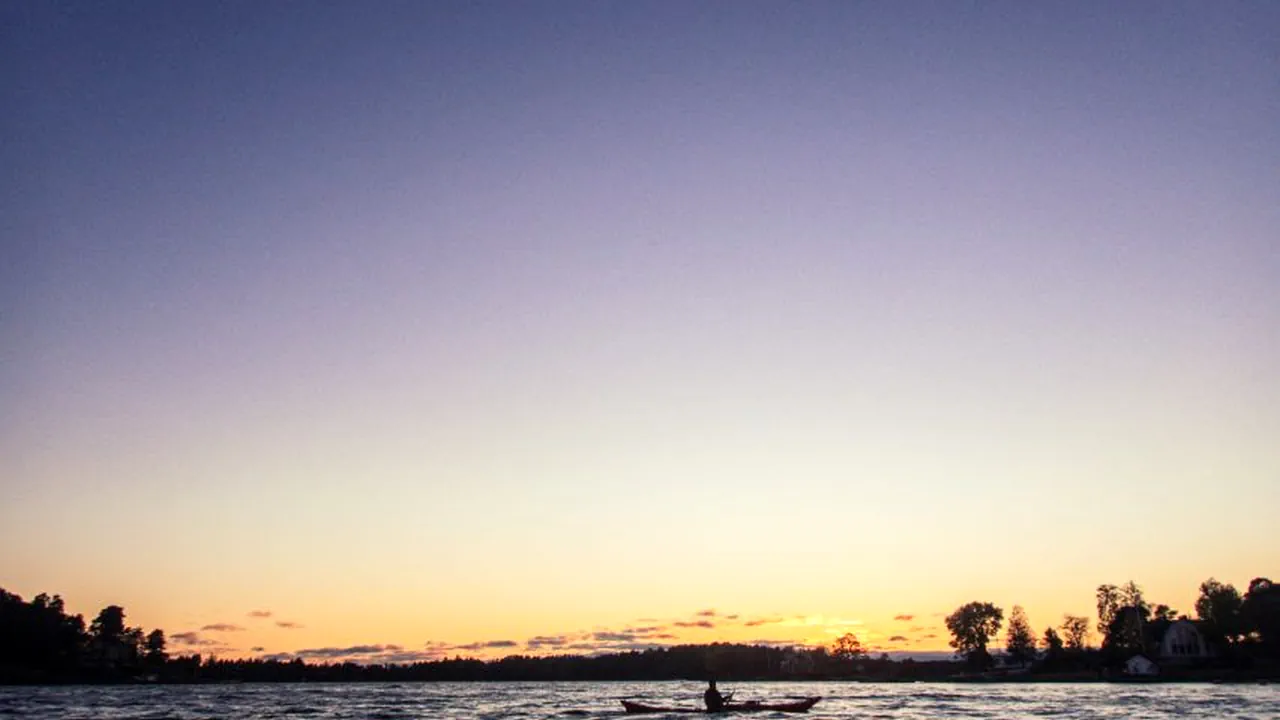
[0,681,1275,719]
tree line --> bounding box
[942,576,1280,674]
[0,590,167,683]
[0,587,943,684]
[3,576,1277,684]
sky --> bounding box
[2,1,1278,663]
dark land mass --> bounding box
[3,583,1278,684]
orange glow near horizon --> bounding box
[0,575,1230,664]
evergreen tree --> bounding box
[1041,627,1065,668]
[145,629,168,666]
[1005,605,1037,665]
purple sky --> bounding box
[2,1,1278,656]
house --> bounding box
[1152,619,1211,663]
[1118,617,1212,677]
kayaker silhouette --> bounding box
[704,680,732,712]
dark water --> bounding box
[0,681,1276,719]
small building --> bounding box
[1124,654,1159,677]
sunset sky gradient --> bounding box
[3,1,1278,663]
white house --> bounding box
[1156,619,1210,662]
[1124,654,1159,676]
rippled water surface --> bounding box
[0,681,1276,719]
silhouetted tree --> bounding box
[90,606,126,644]
[1005,606,1036,666]
[1152,604,1178,622]
[1120,581,1148,615]
[1,589,91,681]
[1060,615,1090,651]
[1096,584,1121,640]
[830,633,866,663]
[126,628,145,656]
[1241,577,1280,657]
[89,605,140,672]
[945,602,1003,669]
[1042,628,1064,653]
[145,629,168,666]
[1102,605,1150,658]
[1196,578,1244,648]
[1098,581,1147,653]
[1040,627,1065,669]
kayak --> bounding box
[621,697,821,714]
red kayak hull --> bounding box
[621,697,821,714]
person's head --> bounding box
[708,680,717,689]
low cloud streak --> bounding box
[454,640,518,651]
[294,644,403,659]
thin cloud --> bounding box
[294,644,402,659]
[516,619,692,657]
[454,640,518,651]
[593,632,641,643]
[201,623,246,632]
[894,614,914,622]
[889,635,909,642]
[168,632,226,648]
[564,640,670,655]
[590,630,678,643]
[247,610,273,618]
[746,638,802,648]
[251,646,265,652]
[525,635,570,649]
[422,641,453,659]
[744,616,784,627]
[696,609,718,617]
[276,621,304,629]
[516,623,697,656]
[623,625,668,635]
[378,649,451,664]
[271,644,447,665]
